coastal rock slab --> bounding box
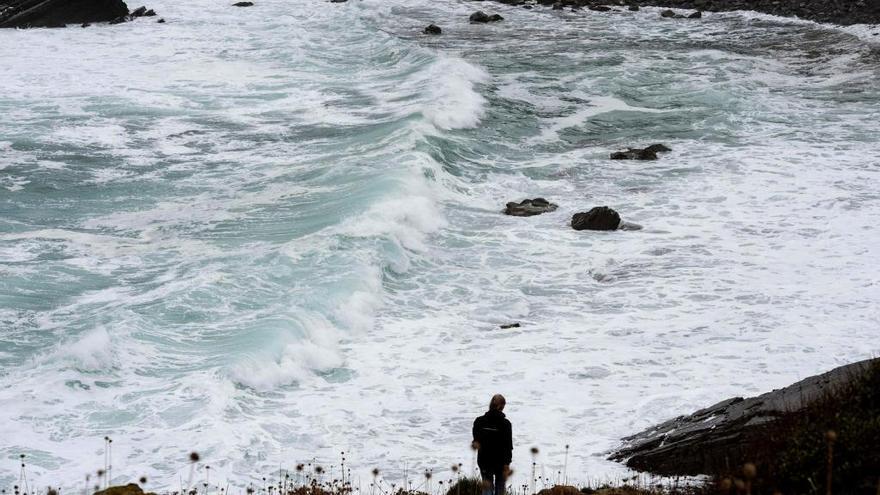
[609,358,879,475]
[571,206,621,231]
[0,0,130,28]
[424,23,441,34]
[504,198,558,217]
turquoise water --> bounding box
[1,0,879,489]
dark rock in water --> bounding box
[628,4,639,11]
[644,143,671,153]
[81,22,91,27]
[143,8,155,16]
[589,5,612,11]
[0,0,130,28]
[233,1,254,5]
[660,9,676,17]
[156,17,164,23]
[423,23,441,34]
[552,3,564,9]
[688,10,702,18]
[609,358,879,476]
[329,0,347,3]
[108,15,127,24]
[130,5,147,16]
[505,198,559,217]
[470,11,504,22]
[500,323,521,329]
[610,143,670,160]
[94,484,150,495]
[571,206,621,231]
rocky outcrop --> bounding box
[609,358,879,476]
[0,0,130,28]
[470,11,504,23]
[424,23,441,34]
[233,1,254,5]
[94,484,155,495]
[495,0,880,26]
[505,198,558,217]
[610,143,671,160]
[571,206,621,231]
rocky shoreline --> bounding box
[484,0,880,26]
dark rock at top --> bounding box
[0,0,130,28]
[505,198,559,217]
[571,206,621,231]
[233,1,254,5]
[660,8,676,17]
[628,5,640,10]
[610,143,670,160]
[552,3,564,9]
[589,5,612,11]
[688,10,701,17]
[470,11,504,22]
[424,23,441,34]
[609,358,879,476]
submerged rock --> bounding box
[610,143,671,160]
[499,323,521,329]
[0,0,130,28]
[504,198,558,217]
[470,11,504,23]
[571,206,621,231]
[233,1,254,5]
[424,23,441,34]
[609,358,879,476]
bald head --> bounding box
[489,394,506,412]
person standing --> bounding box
[472,394,512,495]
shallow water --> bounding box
[1,0,879,489]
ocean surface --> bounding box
[1,0,879,489]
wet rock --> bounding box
[329,0,348,2]
[609,358,879,476]
[81,22,91,27]
[423,23,441,34]
[571,206,621,231]
[589,5,612,11]
[499,323,521,329]
[470,11,504,22]
[108,15,127,24]
[156,17,165,23]
[143,8,155,16]
[94,484,154,495]
[688,10,702,17]
[504,198,559,217]
[660,8,676,17]
[130,6,147,16]
[628,4,640,10]
[233,1,254,5]
[0,0,130,28]
[610,143,670,160]
[552,3,564,9]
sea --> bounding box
[1,0,879,490]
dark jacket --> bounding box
[472,409,513,470]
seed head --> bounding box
[530,447,539,455]
[470,441,480,451]
[450,465,459,473]
[826,430,838,443]
[372,468,379,477]
[189,452,200,463]
[139,477,148,485]
[742,463,757,480]
[719,479,732,491]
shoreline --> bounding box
[484,0,880,27]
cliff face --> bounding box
[609,358,879,476]
[0,0,129,28]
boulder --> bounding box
[589,5,612,11]
[0,0,130,28]
[499,323,521,329]
[688,10,702,17]
[628,5,640,10]
[233,1,254,5]
[660,8,676,17]
[129,5,146,16]
[156,17,164,22]
[470,11,504,22]
[504,198,558,217]
[571,206,621,231]
[610,143,670,160]
[609,358,879,476]
[423,23,441,34]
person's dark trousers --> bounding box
[480,467,506,495]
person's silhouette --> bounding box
[472,394,512,495]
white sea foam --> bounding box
[421,57,490,130]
